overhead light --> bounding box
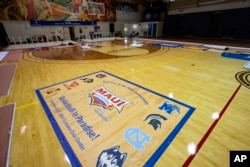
[162,0,175,2]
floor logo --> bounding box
[88,86,132,113]
[46,88,61,95]
[159,101,181,114]
[96,73,107,78]
[143,114,167,130]
[96,146,127,167]
[36,70,195,167]
[124,127,151,151]
[235,70,250,89]
[80,77,94,83]
[63,80,79,90]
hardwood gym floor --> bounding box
[0,37,249,167]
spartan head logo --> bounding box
[143,114,167,130]
[96,146,127,167]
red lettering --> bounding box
[111,97,121,103]
[96,88,107,95]
[95,87,128,107]
[63,84,71,90]
[104,93,112,99]
[117,101,125,107]
[70,81,79,87]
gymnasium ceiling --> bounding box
[134,0,242,9]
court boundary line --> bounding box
[0,103,16,167]
[6,103,16,167]
[15,101,39,110]
[36,90,82,167]
[182,84,242,167]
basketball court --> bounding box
[0,38,249,167]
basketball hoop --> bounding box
[87,2,105,16]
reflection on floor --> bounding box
[3,40,77,51]
[25,39,162,61]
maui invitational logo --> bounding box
[88,86,133,114]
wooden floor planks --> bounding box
[0,38,249,167]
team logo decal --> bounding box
[143,114,167,130]
[88,86,132,113]
[96,146,127,167]
[63,80,79,90]
[80,77,94,83]
[235,70,250,89]
[158,101,181,114]
[96,73,107,78]
[124,127,151,151]
[46,88,61,95]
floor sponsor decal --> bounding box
[35,71,195,167]
[152,43,183,48]
[221,52,250,61]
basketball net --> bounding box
[96,13,101,19]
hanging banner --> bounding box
[30,20,97,26]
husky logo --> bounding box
[89,86,132,113]
[96,146,127,167]
[158,101,181,115]
[143,114,167,130]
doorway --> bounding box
[109,23,114,33]
[69,27,75,40]
[0,23,8,49]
